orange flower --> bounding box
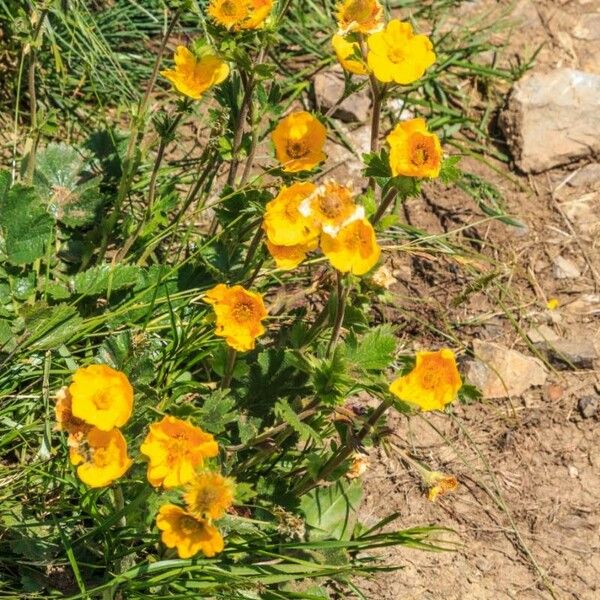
[204,284,268,352]
[272,111,327,173]
[55,387,91,447]
[263,182,319,247]
[140,416,219,489]
[425,471,458,502]
[68,364,133,432]
[321,218,381,275]
[184,472,235,520]
[336,0,383,34]
[389,349,462,411]
[266,238,317,270]
[241,0,273,29]
[387,118,442,178]
[332,34,368,75]
[208,0,249,29]
[299,181,363,237]
[367,20,435,84]
[161,46,229,100]
[156,504,224,558]
[69,427,132,488]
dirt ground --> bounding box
[355,1,600,598]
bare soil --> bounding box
[356,1,600,598]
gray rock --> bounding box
[578,395,599,418]
[566,163,600,187]
[499,69,600,173]
[553,255,581,279]
[542,337,598,370]
[527,324,559,345]
[466,340,548,399]
[314,69,371,123]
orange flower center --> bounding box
[411,143,429,166]
[317,190,346,219]
[286,140,309,159]
[220,0,237,16]
[179,514,204,536]
[92,390,112,410]
[232,300,256,323]
[93,447,112,468]
[193,485,223,512]
[345,0,371,22]
[387,47,407,64]
[419,364,446,390]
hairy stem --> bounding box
[220,347,237,390]
[326,271,349,358]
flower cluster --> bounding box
[333,0,436,86]
[56,365,133,488]
[141,416,234,559]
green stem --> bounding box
[220,347,237,389]
[326,271,349,358]
[372,187,397,225]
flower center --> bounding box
[92,390,112,410]
[387,47,407,64]
[93,447,112,468]
[194,486,223,513]
[346,0,371,22]
[317,192,345,219]
[411,144,429,166]
[221,0,238,16]
[179,515,203,536]
[419,368,442,390]
[286,141,309,159]
[232,300,255,322]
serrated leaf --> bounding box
[274,399,321,443]
[198,390,237,434]
[0,184,53,265]
[73,263,143,296]
[300,480,363,541]
[311,350,352,406]
[345,325,397,372]
[20,302,83,350]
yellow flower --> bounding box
[266,239,317,270]
[263,182,319,247]
[332,34,368,75]
[68,364,133,432]
[387,118,442,178]
[55,387,91,447]
[321,218,381,275]
[272,111,327,173]
[299,181,362,237]
[346,453,369,479]
[241,0,273,29]
[156,504,224,559]
[389,349,462,412]
[161,46,229,100]
[141,416,219,489]
[336,0,383,34]
[367,20,435,84]
[208,0,249,29]
[204,284,268,352]
[69,427,132,488]
[424,471,458,502]
[546,298,559,310]
[184,472,235,520]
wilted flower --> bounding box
[387,118,442,179]
[332,34,368,75]
[156,504,224,558]
[367,20,435,84]
[370,264,396,289]
[161,46,229,100]
[424,470,458,502]
[321,218,381,275]
[389,349,462,411]
[204,284,268,352]
[55,387,90,447]
[336,0,383,34]
[184,472,235,520]
[69,427,132,488]
[68,364,133,432]
[272,111,327,173]
[141,416,219,488]
[347,452,369,479]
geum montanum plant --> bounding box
[1,0,474,597]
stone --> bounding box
[573,14,600,41]
[552,256,581,279]
[542,337,598,370]
[527,324,559,345]
[578,395,599,418]
[313,68,370,123]
[566,163,600,187]
[560,193,600,237]
[499,69,600,173]
[324,123,370,182]
[466,340,548,399]
[565,294,600,316]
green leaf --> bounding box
[198,390,238,434]
[34,143,104,227]
[0,184,53,265]
[345,325,397,372]
[310,349,352,406]
[73,263,143,296]
[300,480,363,541]
[439,155,462,184]
[274,399,321,443]
[20,302,83,350]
